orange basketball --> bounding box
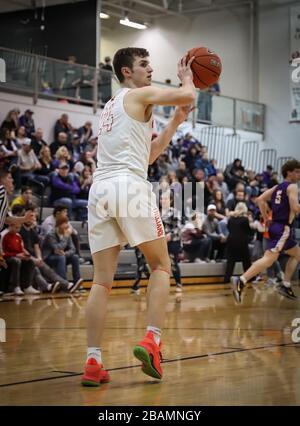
[186,47,222,89]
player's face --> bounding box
[289,168,300,183]
[1,173,14,194]
[131,56,153,87]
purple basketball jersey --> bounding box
[271,181,291,224]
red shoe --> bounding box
[133,331,163,380]
[81,358,110,387]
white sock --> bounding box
[147,326,161,345]
[240,275,247,284]
[282,281,291,288]
[87,347,102,364]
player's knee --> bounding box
[150,259,171,275]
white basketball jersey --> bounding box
[93,88,153,181]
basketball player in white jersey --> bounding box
[81,48,196,386]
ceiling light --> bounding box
[119,17,147,30]
[99,12,110,19]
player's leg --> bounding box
[276,245,300,300]
[82,245,120,386]
[232,250,279,303]
[133,237,171,380]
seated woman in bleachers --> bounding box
[79,167,92,200]
[15,126,27,149]
[209,189,226,220]
[35,145,54,180]
[0,109,19,133]
[51,145,74,171]
[42,216,83,292]
[0,128,19,170]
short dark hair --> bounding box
[53,205,68,216]
[281,159,300,178]
[113,47,149,83]
[11,204,25,216]
[21,185,32,194]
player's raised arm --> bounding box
[128,56,196,107]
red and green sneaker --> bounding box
[133,331,163,380]
[81,358,110,387]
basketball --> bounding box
[186,47,222,89]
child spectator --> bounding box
[2,222,39,295]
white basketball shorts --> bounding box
[88,174,165,254]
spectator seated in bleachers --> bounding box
[54,113,73,140]
[182,145,202,175]
[208,189,226,221]
[2,221,40,295]
[19,109,35,137]
[15,126,27,149]
[35,145,54,180]
[215,171,229,200]
[77,121,93,145]
[0,128,18,171]
[50,131,71,157]
[18,138,49,187]
[30,128,47,156]
[78,167,92,200]
[11,185,33,209]
[224,158,242,184]
[83,135,97,156]
[181,212,211,263]
[21,204,76,293]
[49,163,87,220]
[51,146,74,170]
[42,216,83,292]
[40,204,86,263]
[69,133,85,162]
[0,109,19,133]
[202,204,226,262]
[74,151,96,175]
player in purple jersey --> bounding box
[231,159,300,302]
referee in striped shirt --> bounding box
[0,169,35,282]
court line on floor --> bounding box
[4,326,291,332]
[1,341,299,389]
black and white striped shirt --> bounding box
[0,185,9,232]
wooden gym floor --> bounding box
[0,282,299,406]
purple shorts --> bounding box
[267,222,297,253]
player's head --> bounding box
[113,47,152,87]
[281,159,300,182]
[0,169,14,194]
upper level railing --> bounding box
[0,47,265,135]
